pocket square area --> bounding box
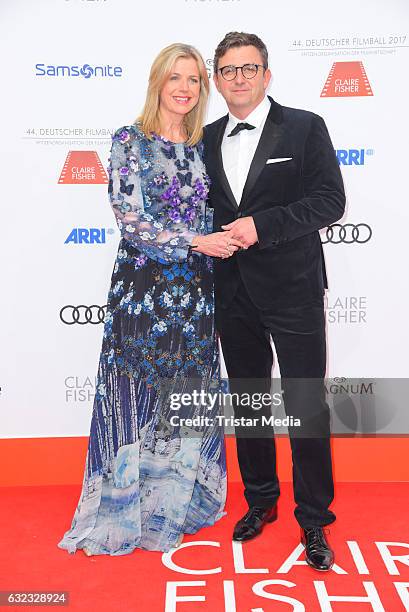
[266,157,293,164]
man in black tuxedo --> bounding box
[199,32,345,571]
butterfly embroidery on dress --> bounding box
[164,263,194,282]
[176,159,189,171]
[161,146,177,159]
[120,178,134,196]
[171,285,187,297]
[177,172,192,187]
[184,147,195,162]
[117,201,132,214]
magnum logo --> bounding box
[58,151,108,184]
[321,61,373,98]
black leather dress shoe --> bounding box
[233,505,277,542]
[301,527,334,571]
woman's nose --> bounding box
[178,79,190,91]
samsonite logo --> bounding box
[65,228,115,244]
[35,63,122,78]
[335,149,374,166]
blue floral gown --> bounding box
[57,124,227,555]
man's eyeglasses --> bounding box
[217,63,265,81]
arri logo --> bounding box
[35,63,122,78]
[65,228,115,244]
[335,149,374,166]
[321,61,373,97]
[58,151,108,184]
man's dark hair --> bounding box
[213,31,269,73]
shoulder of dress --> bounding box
[195,139,204,153]
[111,124,143,145]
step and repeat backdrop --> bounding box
[1,0,408,438]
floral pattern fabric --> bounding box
[57,125,227,555]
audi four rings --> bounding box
[60,305,107,325]
[321,223,372,244]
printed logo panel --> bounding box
[58,151,108,184]
[321,61,373,97]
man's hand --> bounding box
[191,231,245,258]
[221,217,258,249]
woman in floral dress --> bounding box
[57,44,242,555]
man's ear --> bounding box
[213,72,221,93]
[264,68,272,91]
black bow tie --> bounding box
[227,122,256,137]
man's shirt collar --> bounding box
[227,95,271,131]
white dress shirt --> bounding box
[221,96,271,206]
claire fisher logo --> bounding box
[35,63,122,78]
[65,376,97,402]
[58,151,108,184]
[325,296,367,324]
[321,61,373,97]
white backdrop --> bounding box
[1,0,408,438]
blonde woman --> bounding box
[57,44,242,556]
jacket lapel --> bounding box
[239,97,284,209]
[213,115,239,210]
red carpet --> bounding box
[1,482,409,610]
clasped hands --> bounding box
[191,217,259,259]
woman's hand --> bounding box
[190,231,245,258]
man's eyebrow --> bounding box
[221,62,258,65]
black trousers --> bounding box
[216,276,336,528]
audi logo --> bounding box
[60,305,107,325]
[321,223,372,244]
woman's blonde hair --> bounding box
[137,43,209,146]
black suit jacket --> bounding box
[203,96,346,309]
